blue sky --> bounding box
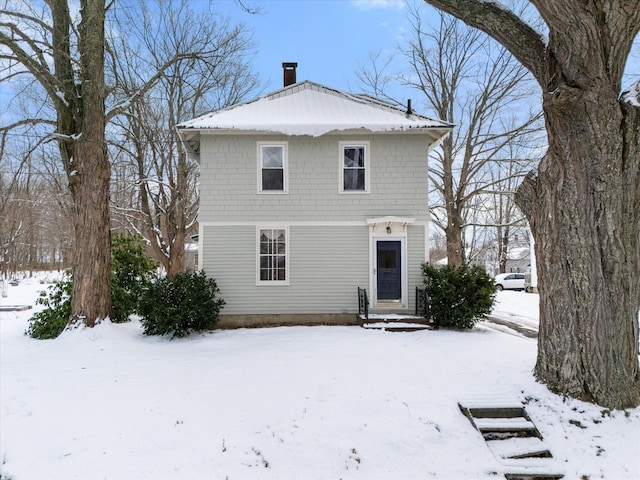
[212,0,639,106]
[214,0,419,101]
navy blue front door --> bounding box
[377,241,401,300]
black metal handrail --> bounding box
[357,287,369,321]
[415,287,429,319]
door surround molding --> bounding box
[367,217,412,308]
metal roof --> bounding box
[177,80,453,137]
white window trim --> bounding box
[257,142,288,194]
[256,226,290,286]
[339,141,370,194]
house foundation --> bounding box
[217,313,360,329]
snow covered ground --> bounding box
[1,277,639,479]
[491,290,540,331]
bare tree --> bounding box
[1,0,111,325]
[107,0,258,275]
[401,8,541,266]
[423,0,640,409]
[476,156,532,273]
[0,119,73,276]
[0,0,251,324]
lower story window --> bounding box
[259,228,287,283]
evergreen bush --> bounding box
[26,234,159,338]
[138,271,225,338]
[25,272,72,339]
[421,263,496,329]
[110,233,158,323]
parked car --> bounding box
[494,273,525,291]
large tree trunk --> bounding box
[68,0,111,326]
[166,145,189,276]
[442,135,465,267]
[517,85,640,409]
[422,0,640,410]
[69,140,111,326]
[167,229,186,276]
[445,209,465,267]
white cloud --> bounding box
[352,0,405,11]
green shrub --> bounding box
[26,272,72,339]
[421,263,496,329]
[138,271,225,338]
[26,234,159,338]
[110,233,158,323]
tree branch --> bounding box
[422,0,547,84]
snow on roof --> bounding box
[177,81,453,137]
[507,245,530,260]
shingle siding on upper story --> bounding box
[198,133,430,223]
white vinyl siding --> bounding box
[406,225,427,309]
[201,224,369,315]
[200,223,426,315]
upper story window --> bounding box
[258,143,287,193]
[340,142,369,193]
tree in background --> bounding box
[108,0,258,275]
[1,0,111,325]
[404,9,541,267]
[358,7,541,267]
[1,0,259,324]
[0,140,74,277]
[423,0,640,409]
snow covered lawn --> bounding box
[1,279,638,479]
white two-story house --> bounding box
[177,64,452,327]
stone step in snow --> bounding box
[486,437,551,460]
[473,417,540,440]
[504,470,564,480]
[458,400,564,480]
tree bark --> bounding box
[445,207,465,267]
[517,84,640,408]
[424,0,640,408]
[68,0,111,326]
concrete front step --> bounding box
[362,322,434,331]
[360,313,434,331]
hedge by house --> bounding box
[138,271,225,338]
[421,263,496,329]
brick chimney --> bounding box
[283,62,298,87]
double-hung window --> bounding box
[340,142,369,193]
[258,228,288,284]
[258,143,287,193]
